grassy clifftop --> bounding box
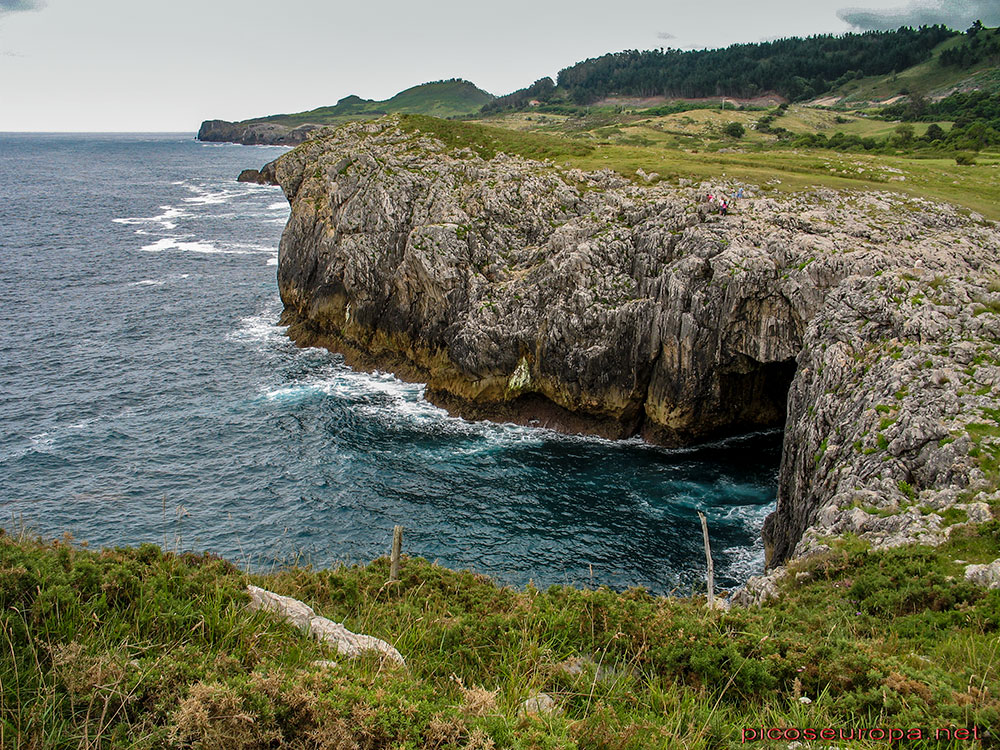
[251,80,494,128]
[2,526,998,748]
[397,112,1000,220]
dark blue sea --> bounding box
[0,133,779,594]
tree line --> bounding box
[548,26,954,105]
[939,21,1000,69]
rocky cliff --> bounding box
[268,116,1000,568]
[198,119,318,146]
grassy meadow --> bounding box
[1,524,998,748]
[456,106,1000,221]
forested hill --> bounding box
[484,26,955,111]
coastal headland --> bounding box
[266,115,1000,570]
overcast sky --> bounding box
[1,0,996,132]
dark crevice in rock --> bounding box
[718,357,798,434]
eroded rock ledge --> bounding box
[268,116,1000,568]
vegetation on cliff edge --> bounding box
[391,111,1000,220]
[2,524,998,748]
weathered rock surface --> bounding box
[198,119,319,146]
[246,585,405,665]
[518,692,558,717]
[965,559,1000,589]
[236,161,278,185]
[730,568,787,607]
[268,115,1000,569]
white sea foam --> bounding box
[181,183,240,205]
[258,365,445,425]
[716,501,774,528]
[267,202,288,211]
[113,205,186,231]
[14,410,135,460]
[719,535,769,584]
[340,369,451,425]
[229,242,277,253]
[259,340,775,461]
[139,237,273,255]
[232,317,287,343]
[140,237,225,254]
[29,432,55,451]
[126,273,191,287]
[266,257,278,266]
[262,384,325,403]
[258,357,550,448]
[230,302,287,344]
[452,423,547,455]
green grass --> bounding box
[458,107,1000,219]
[2,523,999,748]
[397,114,594,161]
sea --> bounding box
[0,132,781,594]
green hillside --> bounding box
[480,26,999,118]
[818,26,1000,106]
[252,79,494,128]
[483,26,957,114]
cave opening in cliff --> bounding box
[718,357,798,432]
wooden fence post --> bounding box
[697,511,715,609]
[389,525,404,582]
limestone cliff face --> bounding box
[198,119,318,146]
[270,116,1000,567]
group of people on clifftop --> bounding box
[706,186,744,215]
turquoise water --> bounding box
[0,133,779,594]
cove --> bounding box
[0,133,779,597]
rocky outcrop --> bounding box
[246,585,405,665]
[268,116,1000,568]
[198,119,319,146]
[518,693,559,717]
[965,559,1000,589]
[730,569,787,607]
[236,162,278,185]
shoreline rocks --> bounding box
[267,115,1000,570]
[237,162,278,185]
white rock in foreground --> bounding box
[518,692,558,716]
[247,585,405,666]
[964,560,1000,590]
